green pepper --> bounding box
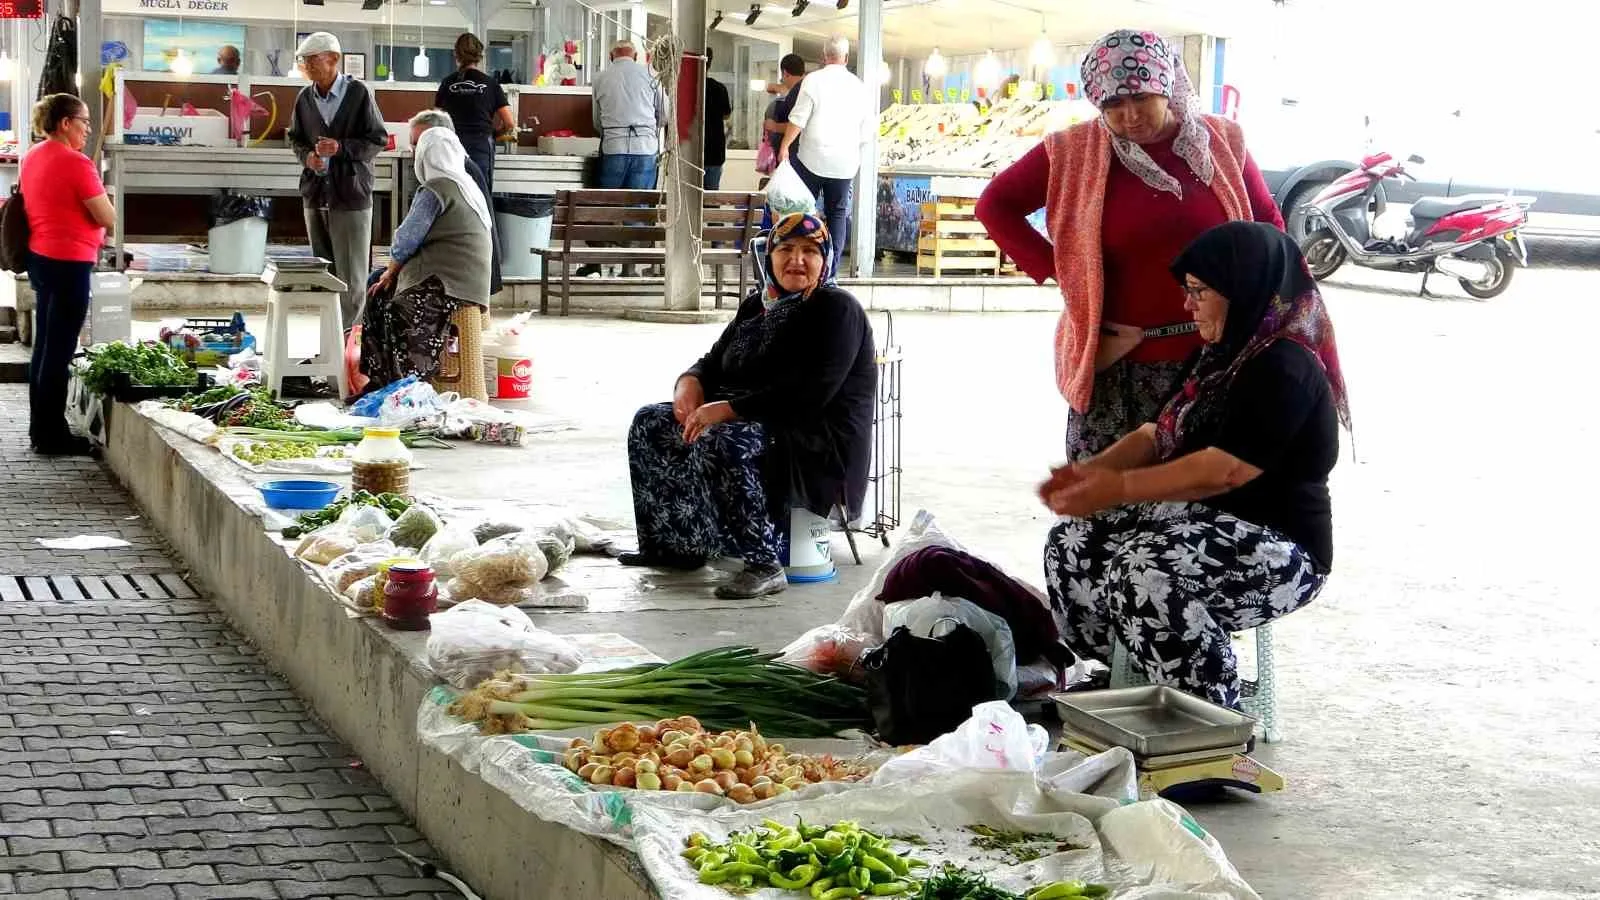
[1080,886,1110,898]
[819,888,862,900]
[867,848,910,877]
[850,865,872,892]
[1026,882,1086,900]
[870,883,911,897]
[860,855,897,881]
[696,851,727,873]
[734,874,756,890]
[715,862,771,879]
[698,866,730,885]
[733,844,764,866]
[824,849,856,876]
[811,837,846,857]
[769,832,802,852]
[768,864,819,890]
[809,877,835,899]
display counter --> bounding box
[874,166,992,255]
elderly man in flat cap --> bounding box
[287,31,388,328]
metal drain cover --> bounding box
[0,573,198,602]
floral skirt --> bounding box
[1066,360,1187,461]
[360,275,462,390]
[1043,502,1325,707]
[627,403,784,568]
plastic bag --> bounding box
[472,518,527,544]
[777,624,872,682]
[324,540,400,592]
[425,599,586,688]
[379,379,453,428]
[421,522,478,578]
[294,526,360,566]
[755,139,777,176]
[337,503,396,544]
[208,190,271,228]
[350,373,417,418]
[388,505,443,549]
[343,573,381,612]
[836,510,963,641]
[870,700,1050,784]
[448,532,549,605]
[765,160,816,217]
[883,592,1018,700]
[532,525,575,574]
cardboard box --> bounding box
[126,107,230,146]
[537,136,601,157]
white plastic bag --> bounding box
[777,624,872,682]
[324,540,401,592]
[294,525,360,565]
[378,379,454,428]
[883,592,1019,700]
[835,510,963,641]
[447,532,550,605]
[337,503,396,543]
[765,160,816,217]
[870,700,1050,784]
[425,600,586,688]
[421,522,478,578]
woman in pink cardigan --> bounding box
[976,30,1284,460]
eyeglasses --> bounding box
[1181,283,1212,300]
[70,116,91,126]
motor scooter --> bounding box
[1298,152,1534,299]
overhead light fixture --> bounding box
[748,78,766,91]
[710,10,723,29]
[974,49,1002,91]
[791,0,807,16]
[924,47,946,79]
[413,52,430,77]
[1030,32,1053,68]
[427,0,447,4]
[414,0,430,77]
[745,3,761,25]
[877,59,890,85]
[171,50,194,76]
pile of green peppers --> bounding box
[683,819,928,897]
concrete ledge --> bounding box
[103,405,654,900]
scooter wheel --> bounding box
[1458,247,1515,300]
[1302,229,1346,281]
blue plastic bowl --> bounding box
[259,479,341,511]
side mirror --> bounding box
[1407,154,1425,164]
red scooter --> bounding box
[1298,152,1534,299]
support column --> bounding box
[851,0,882,279]
[76,0,103,127]
[663,0,706,311]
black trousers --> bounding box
[26,255,92,446]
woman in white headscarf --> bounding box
[362,127,492,390]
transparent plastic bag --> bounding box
[387,505,443,549]
[421,522,478,579]
[324,540,400,592]
[343,573,381,612]
[870,700,1050,784]
[765,160,816,217]
[883,592,1018,700]
[532,527,575,574]
[777,624,872,683]
[337,503,396,543]
[294,526,360,565]
[425,599,586,687]
[448,532,549,602]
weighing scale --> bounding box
[1052,686,1285,799]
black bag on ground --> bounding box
[861,624,998,746]
[0,187,29,275]
[209,191,272,228]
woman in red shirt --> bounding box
[975,30,1283,461]
[20,93,116,455]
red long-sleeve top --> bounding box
[977,138,1284,363]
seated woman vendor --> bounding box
[361,127,491,391]
[1039,221,1350,708]
[622,213,876,601]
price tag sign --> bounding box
[1006,82,1018,98]
[960,89,971,103]
[1045,83,1056,98]
[946,87,959,102]
[891,89,903,104]
[897,126,908,139]
[910,89,924,103]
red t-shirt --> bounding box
[21,140,106,263]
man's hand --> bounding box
[672,376,705,425]
[306,152,327,173]
[315,137,340,157]
[1042,466,1124,519]
[682,401,736,443]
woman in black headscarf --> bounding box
[1038,221,1351,707]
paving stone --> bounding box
[174,883,280,900]
[14,869,117,893]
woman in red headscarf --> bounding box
[1038,222,1349,708]
[976,30,1284,461]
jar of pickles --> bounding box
[351,426,412,497]
[382,560,437,630]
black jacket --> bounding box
[288,77,388,212]
[687,286,876,524]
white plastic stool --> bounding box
[1109,624,1281,743]
[261,261,349,401]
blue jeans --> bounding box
[26,255,93,446]
[597,153,659,190]
[791,156,853,274]
[703,165,724,191]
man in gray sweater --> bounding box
[287,32,388,328]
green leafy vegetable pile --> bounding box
[81,341,195,394]
[280,490,411,540]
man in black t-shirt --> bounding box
[436,33,516,187]
[703,47,733,190]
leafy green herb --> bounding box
[967,825,1082,866]
[280,491,411,539]
[81,341,195,394]
[914,863,1023,900]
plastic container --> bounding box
[493,194,555,278]
[350,427,413,497]
[257,479,341,510]
[481,334,533,401]
[208,217,269,275]
[382,560,438,630]
[783,506,836,584]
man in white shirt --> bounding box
[779,36,871,274]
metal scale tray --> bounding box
[1053,686,1257,758]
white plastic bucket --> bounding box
[482,337,533,401]
[784,506,835,584]
[208,217,268,275]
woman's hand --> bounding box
[368,264,398,299]
[1037,463,1090,505]
[682,401,736,443]
[672,376,705,424]
[1042,466,1125,519]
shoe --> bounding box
[617,550,706,571]
[576,264,602,278]
[34,434,96,457]
[714,564,787,600]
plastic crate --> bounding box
[105,370,212,403]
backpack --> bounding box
[0,186,29,275]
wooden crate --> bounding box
[916,199,1000,276]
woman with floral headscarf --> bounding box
[620,213,877,600]
[1038,222,1348,708]
[976,29,1284,461]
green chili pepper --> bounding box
[714,862,771,879]
[860,855,896,880]
[809,876,835,899]
[811,837,846,857]
[1081,886,1110,898]
[768,864,819,890]
[733,844,764,866]
[819,887,862,900]
[868,848,910,877]
[824,849,856,876]
[850,865,872,892]
[870,883,911,896]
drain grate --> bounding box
[0,573,198,602]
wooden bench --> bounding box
[534,189,765,316]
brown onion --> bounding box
[726,783,757,804]
[611,767,637,788]
[636,772,662,791]
[693,778,724,795]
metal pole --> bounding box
[663,0,706,311]
[77,0,103,124]
[852,0,882,279]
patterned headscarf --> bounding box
[751,212,834,310]
[1080,29,1214,199]
[1154,222,1351,460]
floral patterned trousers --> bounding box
[627,403,783,568]
[1067,360,1188,461]
[1044,502,1326,708]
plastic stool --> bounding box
[432,304,487,402]
[1109,623,1280,743]
[261,262,349,401]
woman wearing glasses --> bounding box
[20,93,116,456]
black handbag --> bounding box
[1,186,30,275]
[861,624,998,746]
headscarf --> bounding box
[1079,29,1213,199]
[751,212,834,310]
[1153,221,1352,459]
[414,127,491,231]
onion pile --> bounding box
[561,715,873,804]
